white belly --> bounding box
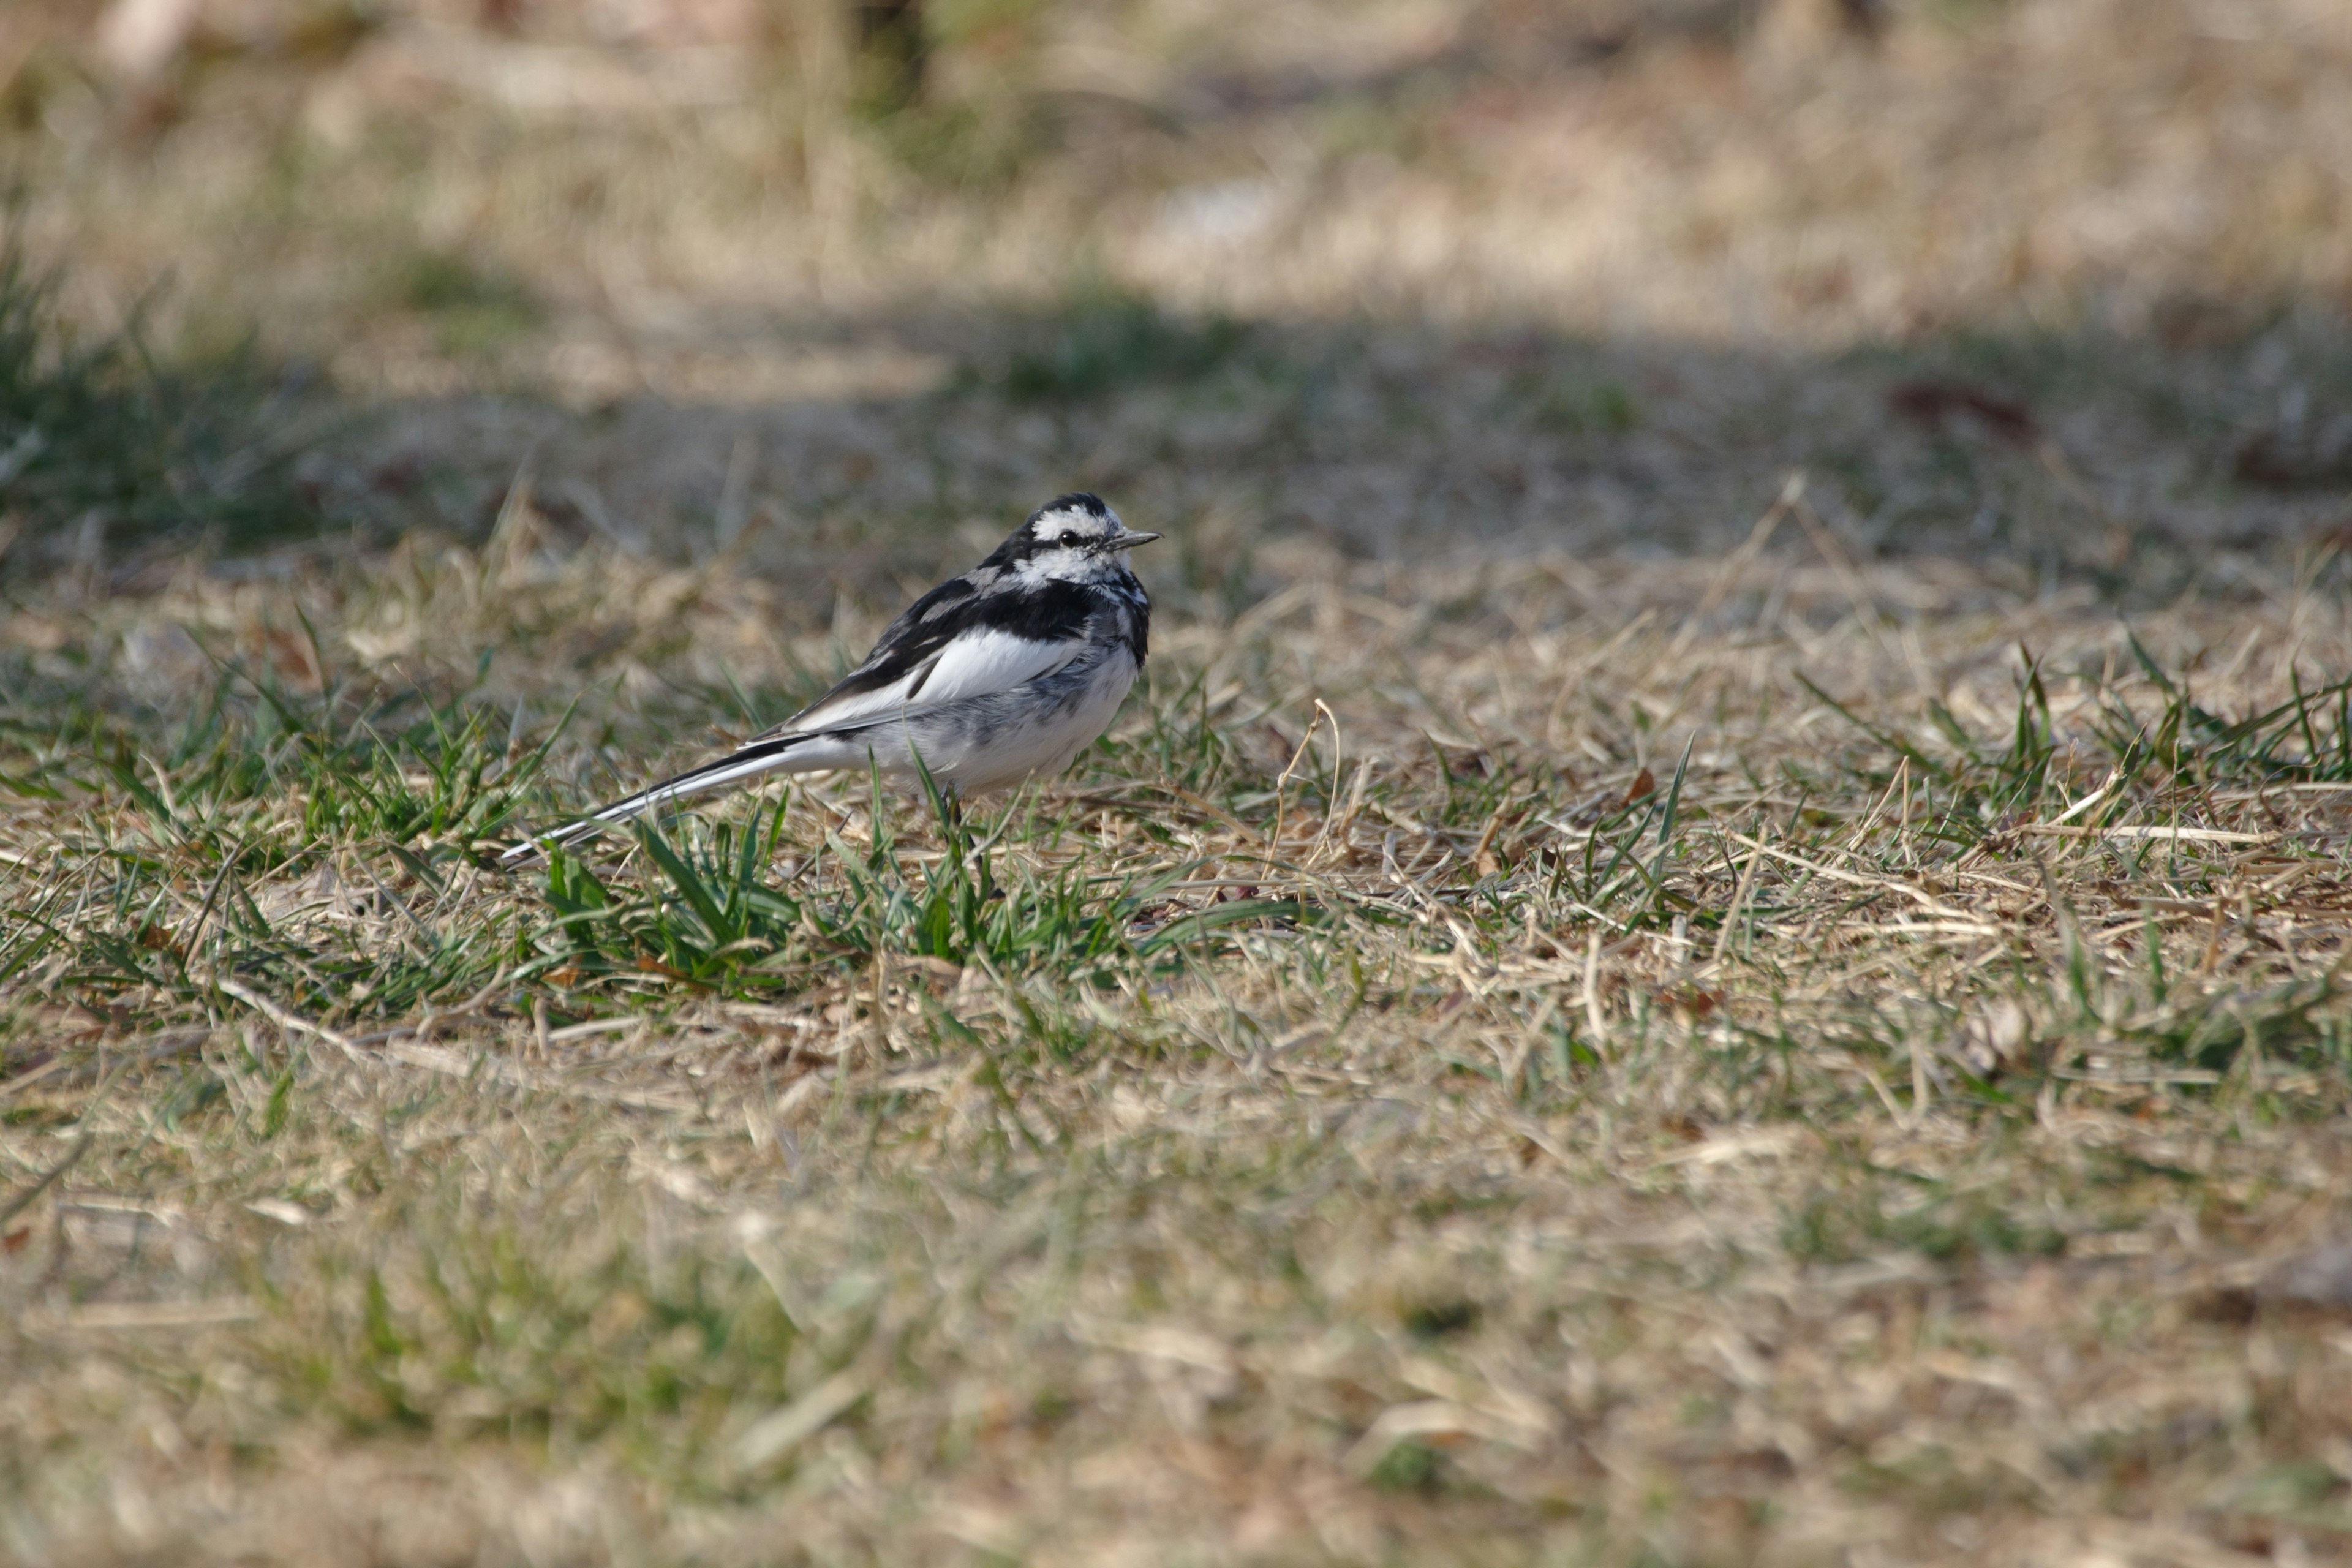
[925,652,1140,795]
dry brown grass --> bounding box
[7,2,2352,1565]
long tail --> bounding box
[499,724,870,864]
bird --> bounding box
[500,492,1158,862]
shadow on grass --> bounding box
[7,246,2349,603]
[0,248,333,571]
[217,293,2352,631]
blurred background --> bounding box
[1,0,2349,600]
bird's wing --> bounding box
[767,577,1097,736]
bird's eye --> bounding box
[1058,530,1083,548]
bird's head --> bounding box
[987,493,1160,584]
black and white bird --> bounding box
[501,493,1158,861]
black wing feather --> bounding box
[763,575,1102,737]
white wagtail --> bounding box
[501,493,1159,861]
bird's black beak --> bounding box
[1102,529,1161,552]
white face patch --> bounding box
[1019,504,1132,584]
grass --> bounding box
[0,248,326,564]
[992,291,1253,403]
[9,491,2352,1562]
[6,1,2352,1562]
[381,250,544,360]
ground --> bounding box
[6,1,2352,1563]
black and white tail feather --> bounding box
[500,494,1157,862]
